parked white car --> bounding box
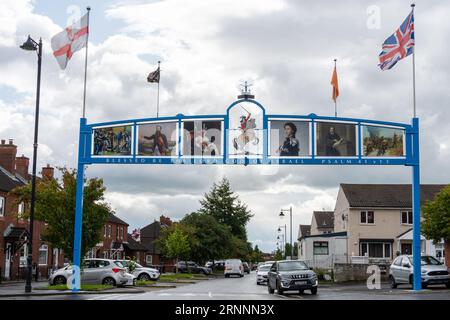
[224,259,244,278]
[389,255,450,289]
[115,260,160,281]
[49,258,129,287]
[256,264,272,285]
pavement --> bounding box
[0,281,144,298]
[3,272,450,300]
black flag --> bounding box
[147,67,160,83]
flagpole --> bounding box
[334,58,338,117]
[411,3,416,118]
[157,60,160,118]
[82,7,91,119]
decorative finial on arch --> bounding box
[238,80,255,100]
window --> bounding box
[104,225,107,237]
[120,227,124,239]
[103,251,109,259]
[146,255,153,266]
[0,196,5,217]
[313,241,329,255]
[360,242,392,258]
[18,202,25,215]
[39,245,48,265]
[116,226,120,240]
[360,211,375,224]
[401,211,413,224]
[20,245,28,266]
[108,225,111,238]
[393,256,402,266]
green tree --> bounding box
[12,167,112,262]
[181,212,234,263]
[251,245,263,263]
[422,185,450,263]
[274,249,283,261]
[164,225,190,273]
[198,178,253,241]
[284,242,299,258]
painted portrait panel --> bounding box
[93,125,132,156]
[269,120,310,157]
[316,122,356,157]
[228,102,264,157]
[182,120,222,157]
[362,125,404,157]
[137,122,177,156]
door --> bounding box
[398,256,411,283]
[4,243,11,280]
[401,243,412,255]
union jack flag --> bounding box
[379,10,414,70]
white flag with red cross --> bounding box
[51,13,89,70]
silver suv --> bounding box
[389,255,450,289]
[49,258,129,287]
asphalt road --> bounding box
[3,272,450,300]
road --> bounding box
[3,272,450,300]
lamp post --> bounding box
[277,234,285,259]
[20,35,42,293]
[280,207,293,260]
[277,225,286,259]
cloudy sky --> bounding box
[1,0,449,253]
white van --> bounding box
[224,259,244,278]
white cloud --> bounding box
[1,0,449,252]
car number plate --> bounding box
[295,280,307,285]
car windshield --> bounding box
[278,261,308,271]
[418,256,441,266]
[259,265,271,271]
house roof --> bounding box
[340,184,448,208]
[313,211,334,229]
[0,165,25,192]
[124,233,147,251]
[140,221,163,254]
[3,225,29,241]
[107,213,129,226]
[304,231,347,238]
[298,225,311,240]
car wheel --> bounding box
[311,287,318,295]
[390,275,397,289]
[137,273,151,281]
[422,283,428,289]
[276,280,284,295]
[299,289,304,294]
[268,283,275,294]
[53,275,67,285]
[240,274,244,278]
[225,274,229,278]
[102,277,116,286]
[446,282,450,289]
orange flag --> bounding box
[331,64,339,102]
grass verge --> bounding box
[35,284,113,291]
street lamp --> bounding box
[278,225,287,258]
[20,35,42,293]
[280,207,293,260]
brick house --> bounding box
[0,139,64,280]
[140,215,175,269]
[123,233,147,266]
[86,213,129,260]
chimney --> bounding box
[15,155,30,179]
[41,164,54,180]
[159,215,173,227]
[0,139,17,173]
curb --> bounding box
[0,289,145,298]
